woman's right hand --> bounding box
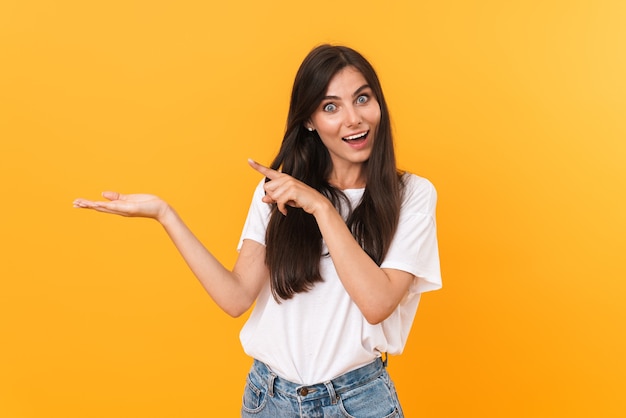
[73,191,169,222]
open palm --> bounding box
[73,191,168,220]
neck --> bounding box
[328,169,367,190]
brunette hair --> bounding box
[265,44,404,301]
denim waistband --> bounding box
[251,357,386,402]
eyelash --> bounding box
[322,95,370,112]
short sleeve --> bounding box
[380,174,442,294]
[237,180,272,251]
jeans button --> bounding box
[300,387,309,396]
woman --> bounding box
[74,44,441,417]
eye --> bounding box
[356,95,369,104]
[323,103,337,112]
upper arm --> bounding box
[380,175,441,296]
[231,239,269,314]
[382,268,415,297]
[367,268,415,324]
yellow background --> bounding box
[1,0,625,416]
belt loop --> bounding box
[323,380,338,405]
[382,352,388,368]
[268,372,276,397]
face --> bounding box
[306,66,381,181]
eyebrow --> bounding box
[322,84,371,101]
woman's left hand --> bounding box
[248,159,329,216]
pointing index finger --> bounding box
[248,158,280,180]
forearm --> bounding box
[157,206,256,317]
[313,202,410,324]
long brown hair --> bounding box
[265,44,403,301]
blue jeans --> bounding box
[241,358,404,417]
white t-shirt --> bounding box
[237,173,441,384]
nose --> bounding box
[344,105,362,127]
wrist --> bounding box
[311,197,336,220]
[156,203,177,226]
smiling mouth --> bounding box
[342,131,369,142]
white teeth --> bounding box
[344,131,367,140]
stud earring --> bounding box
[307,127,314,132]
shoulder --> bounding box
[252,178,267,199]
[400,172,437,216]
[246,179,272,215]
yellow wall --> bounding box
[1,1,625,416]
